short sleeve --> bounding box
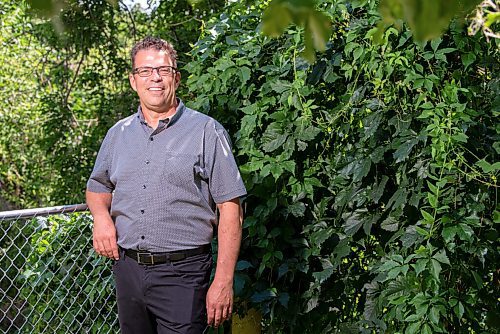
[204,121,247,203]
[86,130,115,193]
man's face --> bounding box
[129,49,180,115]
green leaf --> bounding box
[430,258,442,280]
[412,258,428,276]
[240,66,251,83]
[386,266,403,280]
[494,210,500,224]
[454,301,464,319]
[393,138,418,162]
[240,103,259,114]
[262,124,288,152]
[312,267,333,283]
[274,250,283,260]
[287,202,306,217]
[353,47,364,61]
[378,259,400,273]
[353,158,371,182]
[296,125,321,141]
[278,292,290,307]
[457,223,474,241]
[342,210,365,236]
[236,260,253,270]
[429,306,440,324]
[427,193,438,208]
[432,249,450,265]
[381,215,399,231]
[422,324,432,334]
[420,209,434,224]
[476,159,500,173]
[472,270,483,289]
[405,321,421,334]
[451,132,468,143]
[281,160,296,174]
[415,226,429,237]
[270,163,284,180]
[270,80,291,93]
[251,289,277,303]
[485,11,500,27]
[261,1,293,37]
[461,52,476,68]
[387,188,408,209]
[306,10,331,51]
[442,226,457,243]
[372,176,389,203]
[405,314,420,322]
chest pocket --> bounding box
[162,152,200,188]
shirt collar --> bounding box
[135,98,186,128]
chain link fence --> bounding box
[0,204,119,333]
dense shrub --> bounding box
[186,0,499,332]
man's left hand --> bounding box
[206,278,233,328]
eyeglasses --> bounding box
[132,66,177,77]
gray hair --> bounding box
[130,36,178,69]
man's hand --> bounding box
[86,190,118,260]
[93,216,119,260]
[206,278,234,328]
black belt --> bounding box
[123,244,211,265]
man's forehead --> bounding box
[135,49,174,65]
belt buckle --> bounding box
[137,252,154,265]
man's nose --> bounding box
[151,68,162,80]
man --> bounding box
[86,36,247,334]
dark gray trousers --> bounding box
[112,250,212,334]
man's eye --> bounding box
[159,68,172,75]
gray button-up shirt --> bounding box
[87,100,247,252]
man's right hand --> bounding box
[92,216,119,260]
[86,190,118,260]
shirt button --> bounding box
[141,236,145,240]
[150,137,154,141]
[145,160,150,164]
[140,209,145,214]
[142,185,147,189]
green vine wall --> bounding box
[186,1,499,332]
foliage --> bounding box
[20,213,117,333]
[21,0,498,64]
[0,0,134,206]
[468,0,500,41]
[1,0,499,333]
[376,0,483,41]
[0,0,222,207]
[186,0,499,332]
[262,0,332,62]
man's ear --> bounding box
[174,71,181,89]
[129,73,138,92]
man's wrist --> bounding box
[92,213,113,222]
[213,272,235,285]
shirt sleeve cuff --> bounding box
[213,188,247,204]
[86,179,114,193]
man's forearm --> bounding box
[214,198,243,283]
[86,190,112,218]
[206,198,243,327]
[86,190,119,260]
